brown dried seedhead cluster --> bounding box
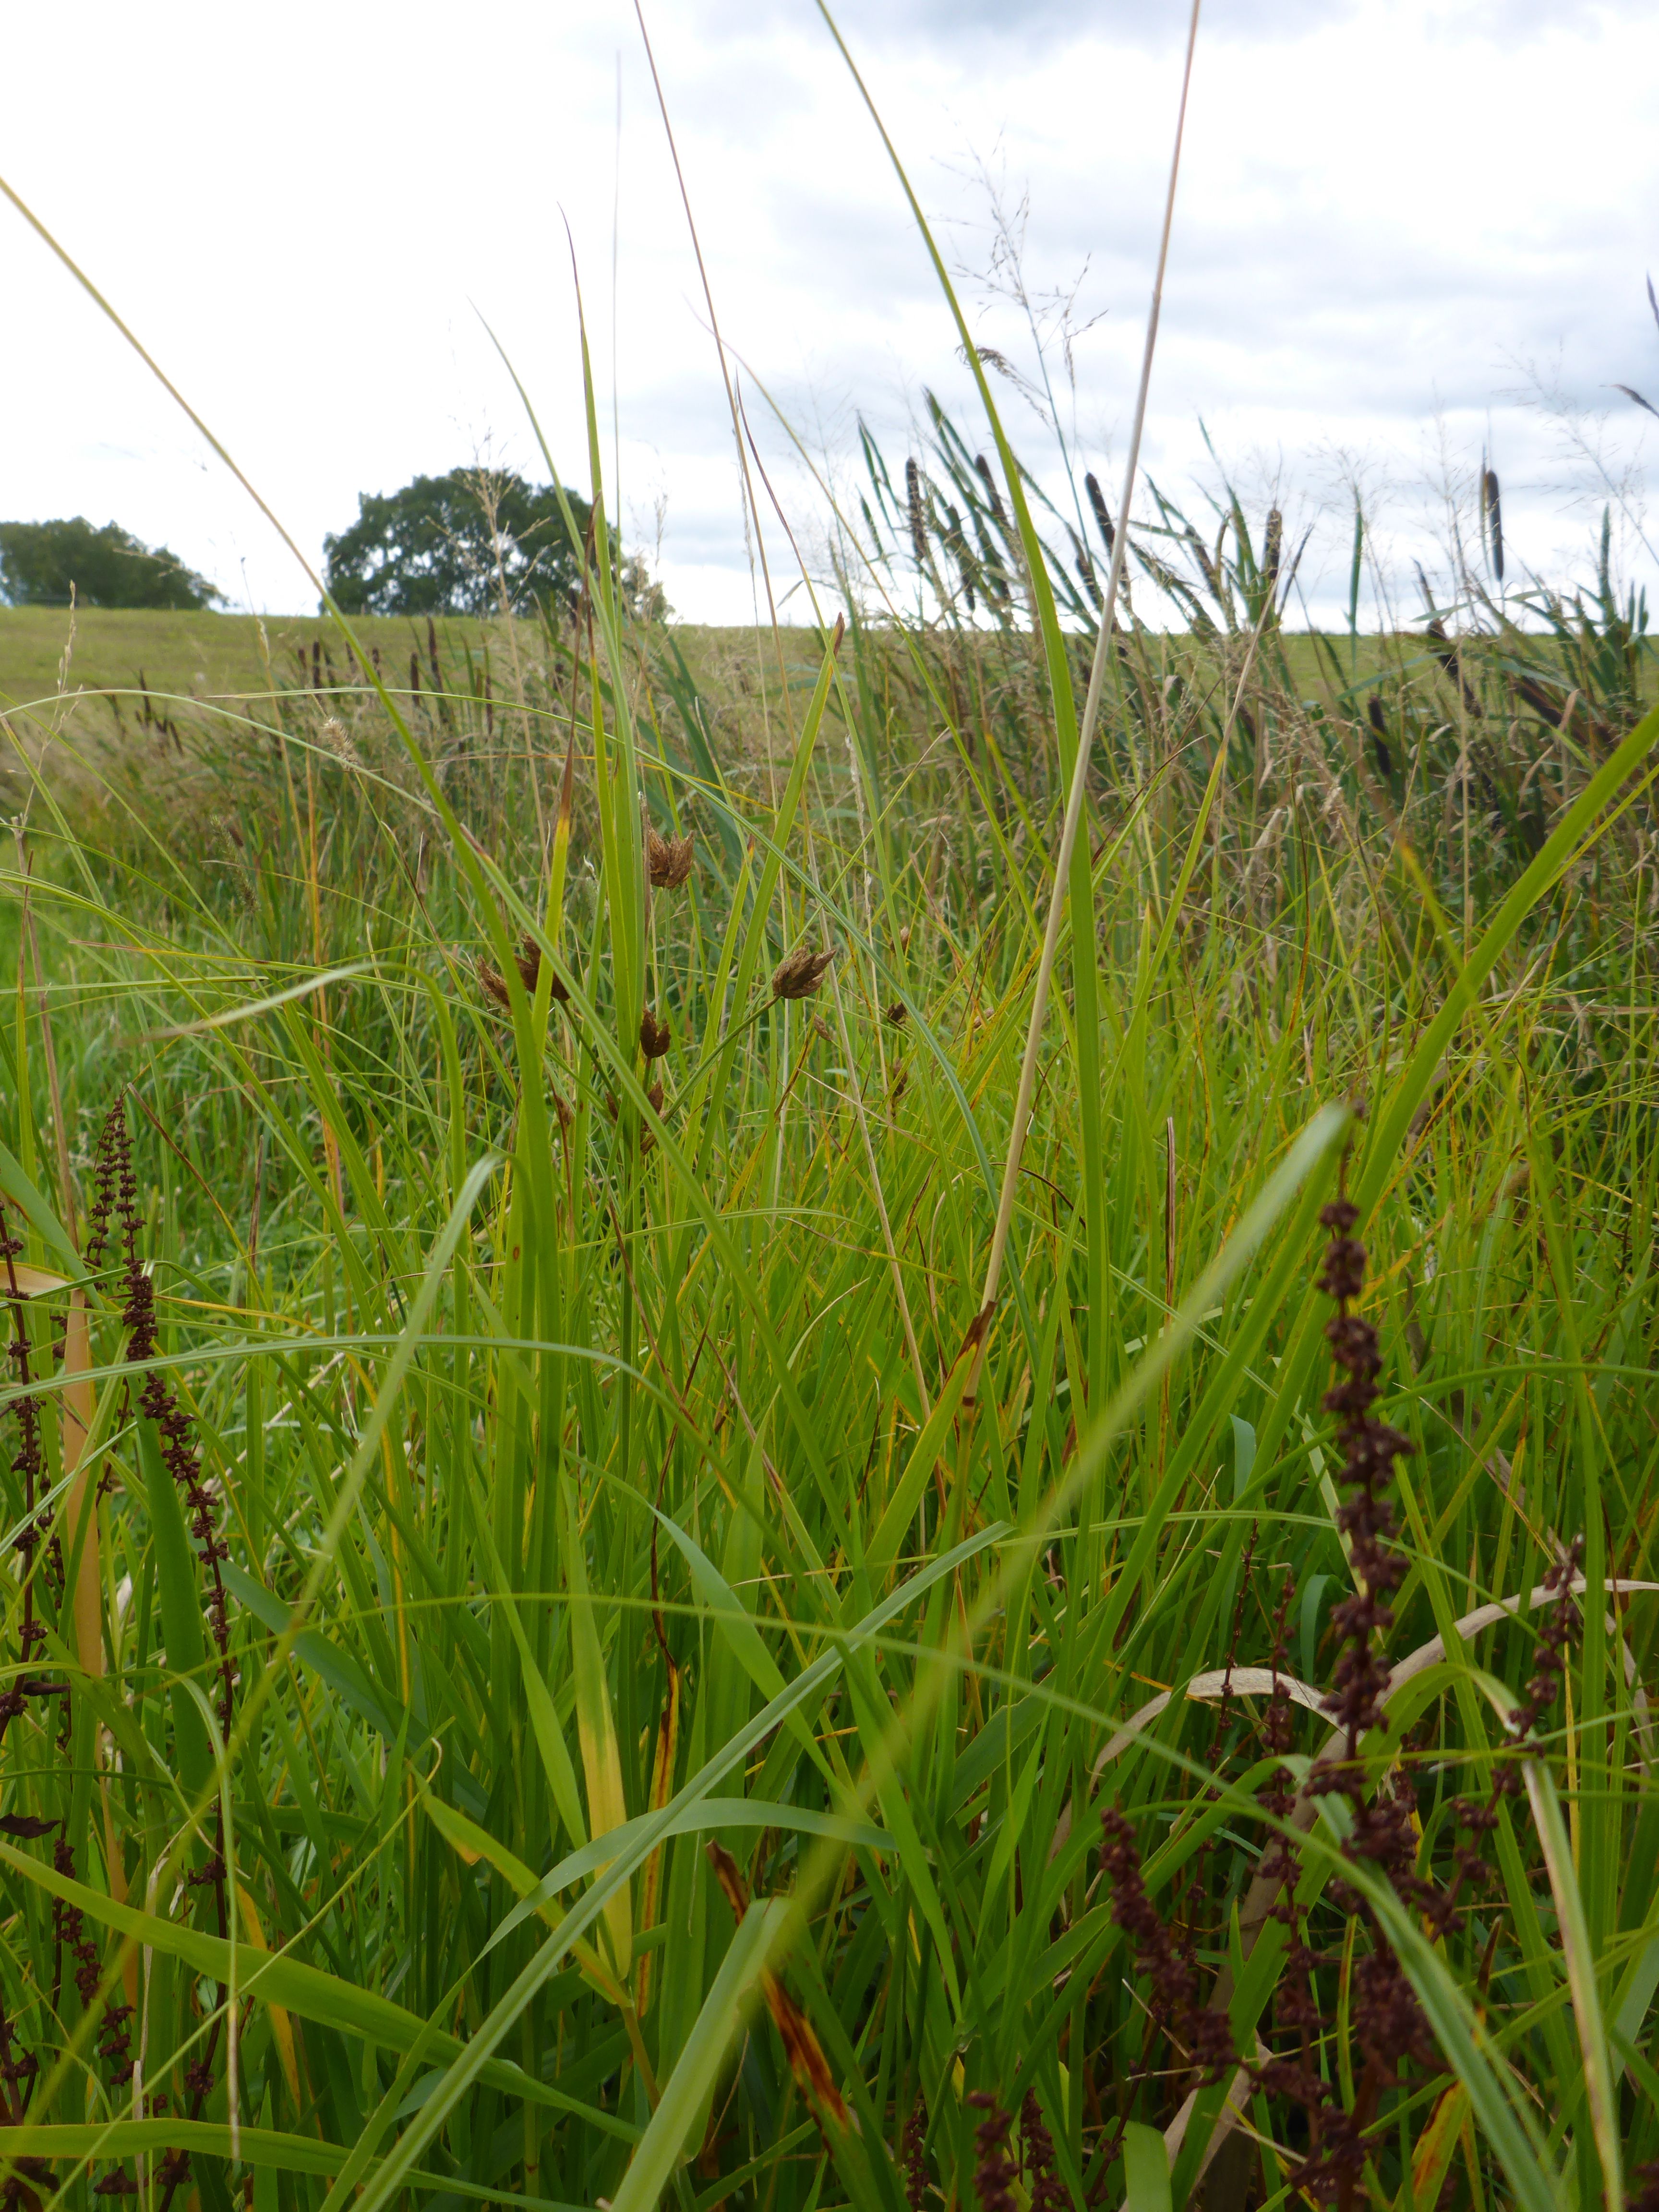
[1,1228,53,1746]
[952,2092,1068,2212]
[647,825,695,890]
[901,2102,929,2211]
[479,935,569,1010]
[966,2093,1018,2212]
[771,944,836,1002]
[104,1104,237,1749]
[1100,1806,1234,2088]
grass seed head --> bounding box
[319,715,361,769]
[639,1006,671,1058]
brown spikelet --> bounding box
[647,827,694,889]
[974,453,1010,530]
[1263,505,1283,594]
[771,944,835,1001]
[705,1838,750,1921]
[884,999,908,1025]
[484,938,569,1009]
[639,1007,671,1059]
[906,457,930,570]
[1085,470,1116,553]
[769,1975,853,2136]
[1367,695,1393,779]
[640,1081,665,1156]
[606,1081,664,1124]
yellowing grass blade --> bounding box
[1400,2083,1468,2212]
[238,1884,301,2108]
[563,1471,633,1977]
[635,1661,680,2018]
[421,1793,630,2012]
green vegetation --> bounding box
[1,70,1657,2212]
[0,518,221,612]
[322,469,596,619]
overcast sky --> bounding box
[3,0,1656,625]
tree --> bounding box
[0,518,222,610]
[323,468,596,617]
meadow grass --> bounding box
[2,75,1659,2212]
[1,478,1656,2210]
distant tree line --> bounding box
[323,467,665,621]
[1,470,666,621]
[0,518,221,610]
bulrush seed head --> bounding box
[771,943,835,1001]
[647,827,694,889]
[477,958,512,1011]
[639,1007,671,1059]
[607,1081,664,1124]
[516,933,569,1003]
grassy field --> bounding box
[0,607,412,711]
[0,498,1655,2211]
[1,602,1597,729]
[2,82,1659,2212]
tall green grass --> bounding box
[2,63,1658,2212]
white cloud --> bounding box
[0,0,1653,623]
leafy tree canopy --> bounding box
[0,517,222,610]
[322,468,599,617]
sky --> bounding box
[3,0,1657,626]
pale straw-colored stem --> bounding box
[970,0,1203,1390]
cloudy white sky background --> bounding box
[4,0,1657,627]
